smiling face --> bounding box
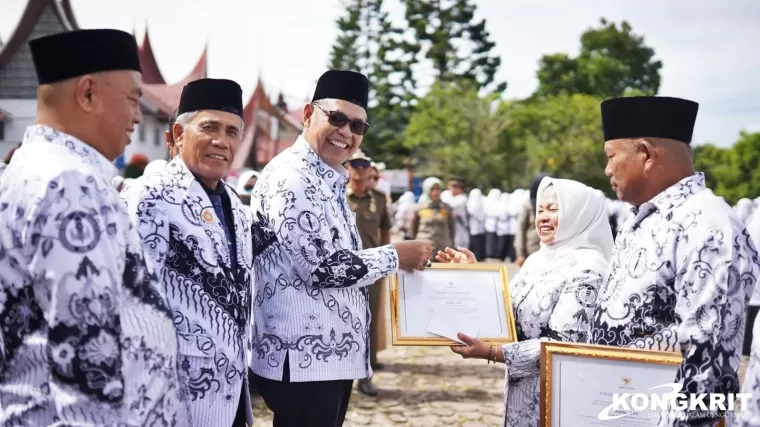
[302,99,367,169]
[174,110,243,189]
[535,184,560,244]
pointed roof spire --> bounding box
[138,24,166,84]
[276,92,288,111]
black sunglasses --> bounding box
[349,159,371,168]
[315,104,370,135]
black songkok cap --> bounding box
[177,79,244,118]
[311,70,369,110]
[600,96,699,144]
[29,29,141,85]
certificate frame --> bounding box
[539,341,726,427]
[389,263,516,346]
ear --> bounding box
[74,75,97,112]
[303,103,315,128]
[637,139,657,173]
[172,122,185,147]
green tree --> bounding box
[503,94,610,193]
[327,0,419,168]
[534,18,662,99]
[403,80,510,189]
[328,0,363,71]
[405,0,506,93]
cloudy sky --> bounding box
[1,0,758,147]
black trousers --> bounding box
[744,306,760,356]
[469,233,486,260]
[253,357,353,427]
[232,382,249,427]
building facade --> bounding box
[0,0,303,170]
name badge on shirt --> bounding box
[201,208,215,224]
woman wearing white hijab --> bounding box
[393,191,417,240]
[436,177,613,427]
[467,188,486,260]
[484,189,502,259]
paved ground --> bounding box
[252,260,751,426]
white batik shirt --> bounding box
[122,156,254,427]
[0,125,186,426]
[589,173,758,427]
[250,137,399,382]
[500,176,613,427]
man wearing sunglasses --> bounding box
[250,70,433,426]
[345,151,392,397]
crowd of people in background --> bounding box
[389,174,760,264]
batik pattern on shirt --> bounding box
[121,156,253,427]
[500,252,605,427]
[0,125,186,426]
[589,173,759,427]
[250,137,399,382]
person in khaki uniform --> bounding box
[344,150,392,397]
[411,177,455,254]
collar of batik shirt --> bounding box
[23,124,119,181]
[631,172,706,225]
[291,136,349,190]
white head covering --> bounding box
[441,189,453,205]
[736,198,755,224]
[467,189,485,218]
[499,192,511,214]
[143,159,167,177]
[485,189,502,217]
[418,177,443,204]
[394,191,417,228]
[532,177,614,269]
[236,170,260,195]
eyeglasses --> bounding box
[314,104,370,135]
[349,159,371,169]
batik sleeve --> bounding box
[25,171,126,423]
[501,269,603,380]
[664,223,759,426]
[120,179,170,279]
[262,166,398,289]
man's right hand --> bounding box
[393,240,433,271]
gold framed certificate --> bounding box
[389,263,516,346]
[539,342,727,427]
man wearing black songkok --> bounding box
[122,78,254,427]
[249,70,432,426]
[587,96,759,426]
[0,29,186,425]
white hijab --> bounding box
[520,177,613,274]
[441,190,453,205]
[499,192,511,216]
[485,189,502,217]
[467,189,485,219]
[395,191,417,224]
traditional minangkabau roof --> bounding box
[0,0,79,68]
[232,79,304,169]
[137,26,208,118]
